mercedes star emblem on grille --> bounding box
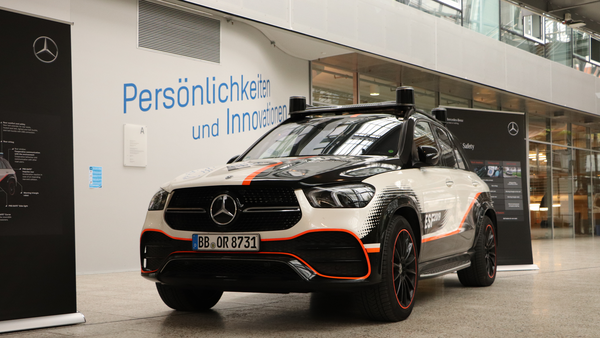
[33,36,58,63]
[210,194,237,225]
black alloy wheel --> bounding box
[484,223,497,278]
[457,215,497,287]
[355,215,418,321]
[7,179,16,196]
[393,228,417,309]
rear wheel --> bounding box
[458,216,497,287]
[356,215,418,321]
[156,283,223,311]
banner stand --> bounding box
[0,9,80,330]
[0,313,85,334]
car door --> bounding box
[410,120,461,262]
[422,126,480,260]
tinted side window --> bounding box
[414,121,437,149]
[435,127,457,168]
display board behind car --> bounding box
[140,87,497,321]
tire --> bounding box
[7,179,16,196]
[458,216,497,287]
[156,283,223,311]
[356,215,418,321]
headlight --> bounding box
[304,184,375,208]
[148,189,169,210]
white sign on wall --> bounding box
[123,124,147,167]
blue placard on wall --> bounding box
[89,166,102,188]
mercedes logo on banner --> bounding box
[508,122,519,136]
[33,36,58,63]
[210,194,238,225]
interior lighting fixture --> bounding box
[370,84,380,96]
[564,13,586,28]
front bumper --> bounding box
[140,229,382,292]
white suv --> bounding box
[140,87,497,321]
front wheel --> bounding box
[356,215,418,321]
[7,179,16,196]
[458,216,497,287]
[156,283,223,311]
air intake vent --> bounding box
[138,0,220,63]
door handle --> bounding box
[446,180,454,187]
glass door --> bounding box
[552,146,574,238]
[573,149,593,236]
[529,142,551,239]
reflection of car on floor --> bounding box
[0,156,17,196]
[140,87,498,322]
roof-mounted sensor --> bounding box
[289,87,417,119]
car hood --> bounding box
[163,156,401,191]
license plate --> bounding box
[192,234,260,251]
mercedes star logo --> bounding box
[33,36,58,63]
[508,122,519,136]
[210,194,237,226]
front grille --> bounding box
[161,259,301,281]
[165,186,302,232]
[263,231,369,277]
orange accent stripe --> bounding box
[366,248,380,253]
[141,229,192,242]
[422,192,481,243]
[140,229,372,280]
[242,162,282,185]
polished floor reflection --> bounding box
[4,238,600,337]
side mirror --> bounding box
[417,146,439,166]
[227,155,240,164]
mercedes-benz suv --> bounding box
[140,87,497,321]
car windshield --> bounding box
[242,114,403,160]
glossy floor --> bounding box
[4,237,600,337]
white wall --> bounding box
[0,0,309,273]
[185,0,600,116]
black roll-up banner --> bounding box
[0,8,79,327]
[443,107,534,265]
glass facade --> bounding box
[529,115,600,239]
[311,65,354,106]
[395,0,600,79]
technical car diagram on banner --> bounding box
[0,9,82,332]
[443,107,533,266]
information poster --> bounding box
[444,107,533,265]
[0,9,78,326]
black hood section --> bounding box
[242,156,401,186]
